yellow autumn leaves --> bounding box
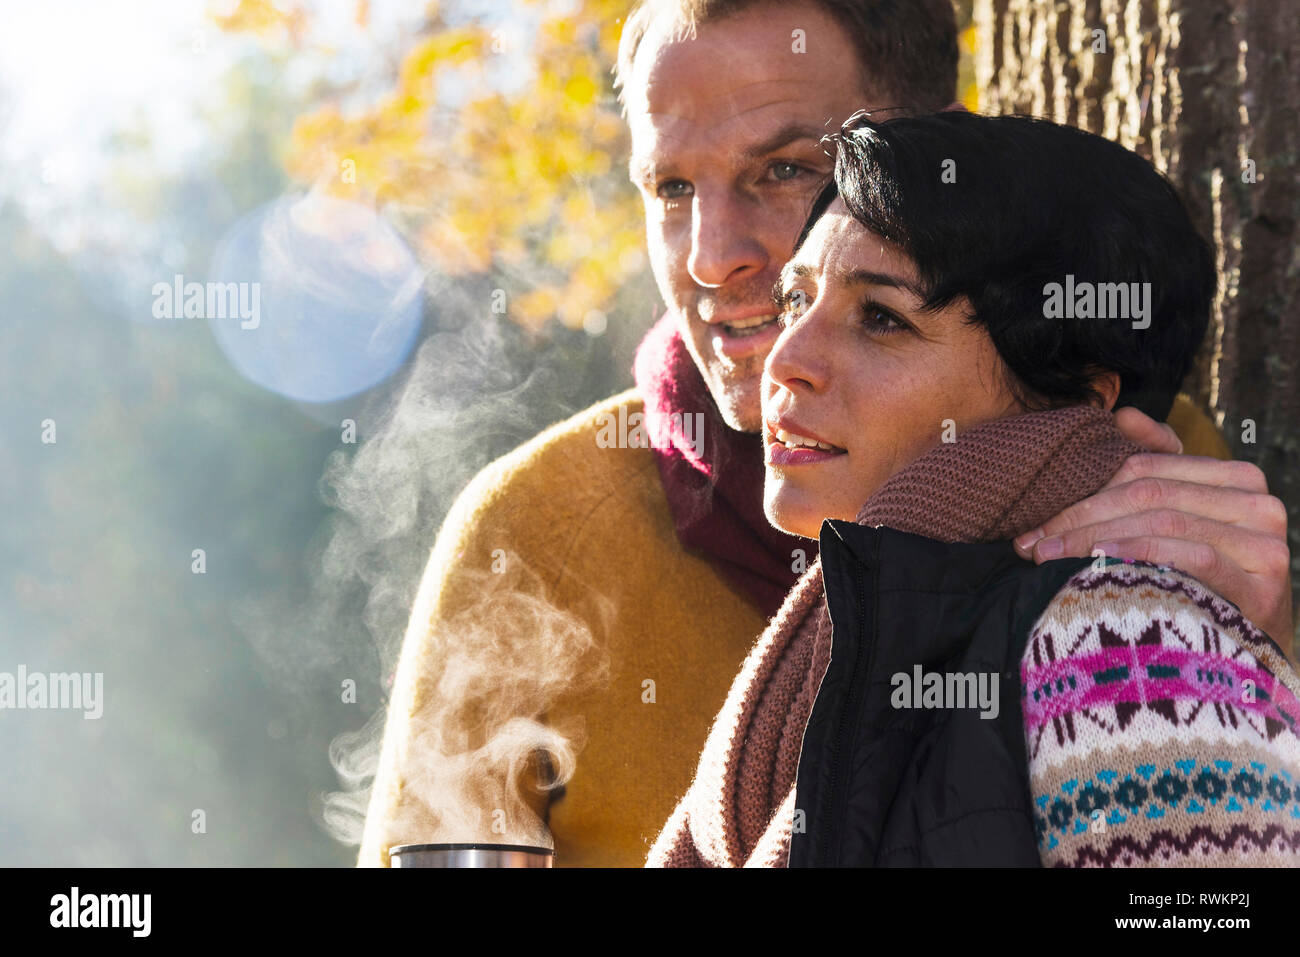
[218,0,645,332]
[217,0,977,331]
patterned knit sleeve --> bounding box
[1020,559,1300,866]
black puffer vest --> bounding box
[788,521,1091,867]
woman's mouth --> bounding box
[766,426,847,466]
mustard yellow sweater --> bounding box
[358,390,1226,867]
[359,389,769,867]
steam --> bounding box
[271,272,618,855]
[214,177,645,859]
[346,553,612,849]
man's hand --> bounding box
[1014,407,1295,650]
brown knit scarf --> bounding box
[647,404,1143,867]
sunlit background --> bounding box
[0,0,975,864]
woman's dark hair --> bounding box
[795,111,1216,421]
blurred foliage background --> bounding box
[0,0,974,864]
[224,0,976,332]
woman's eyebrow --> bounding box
[781,262,807,281]
[840,268,925,300]
[777,261,814,293]
[780,262,925,300]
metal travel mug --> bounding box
[388,842,554,868]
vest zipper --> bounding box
[817,531,879,866]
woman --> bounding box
[647,111,1300,867]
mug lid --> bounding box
[389,842,554,855]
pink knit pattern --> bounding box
[1022,645,1300,727]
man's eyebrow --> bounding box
[629,123,831,184]
[737,123,833,162]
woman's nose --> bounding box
[765,306,830,394]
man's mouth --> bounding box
[708,313,783,362]
[720,314,780,337]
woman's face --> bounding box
[762,197,1024,539]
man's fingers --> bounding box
[1028,512,1257,565]
[1013,479,1287,555]
[1102,453,1270,493]
[1114,406,1182,454]
[1060,534,1293,646]
[1066,533,1248,601]
[1021,524,1293,643]
[1088,536,1231,580]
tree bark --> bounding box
[975,0,1300,648]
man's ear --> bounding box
[1091,370,1122,411]
[941,100,967,114]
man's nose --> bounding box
[687,190,767,288]
[765,308,830,394]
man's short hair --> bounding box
[614,0,959,113]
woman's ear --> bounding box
[1090,371,1122,411]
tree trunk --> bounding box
[975,0,1300,649]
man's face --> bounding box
[625,1,874,432]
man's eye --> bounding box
[657,180,693,200]
[770,162,803,182]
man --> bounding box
[359,0,1293,867]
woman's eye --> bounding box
[861,302,905,333]
[776,289,810,326]
[656,180,693,200]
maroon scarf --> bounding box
[632,314,815,619]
